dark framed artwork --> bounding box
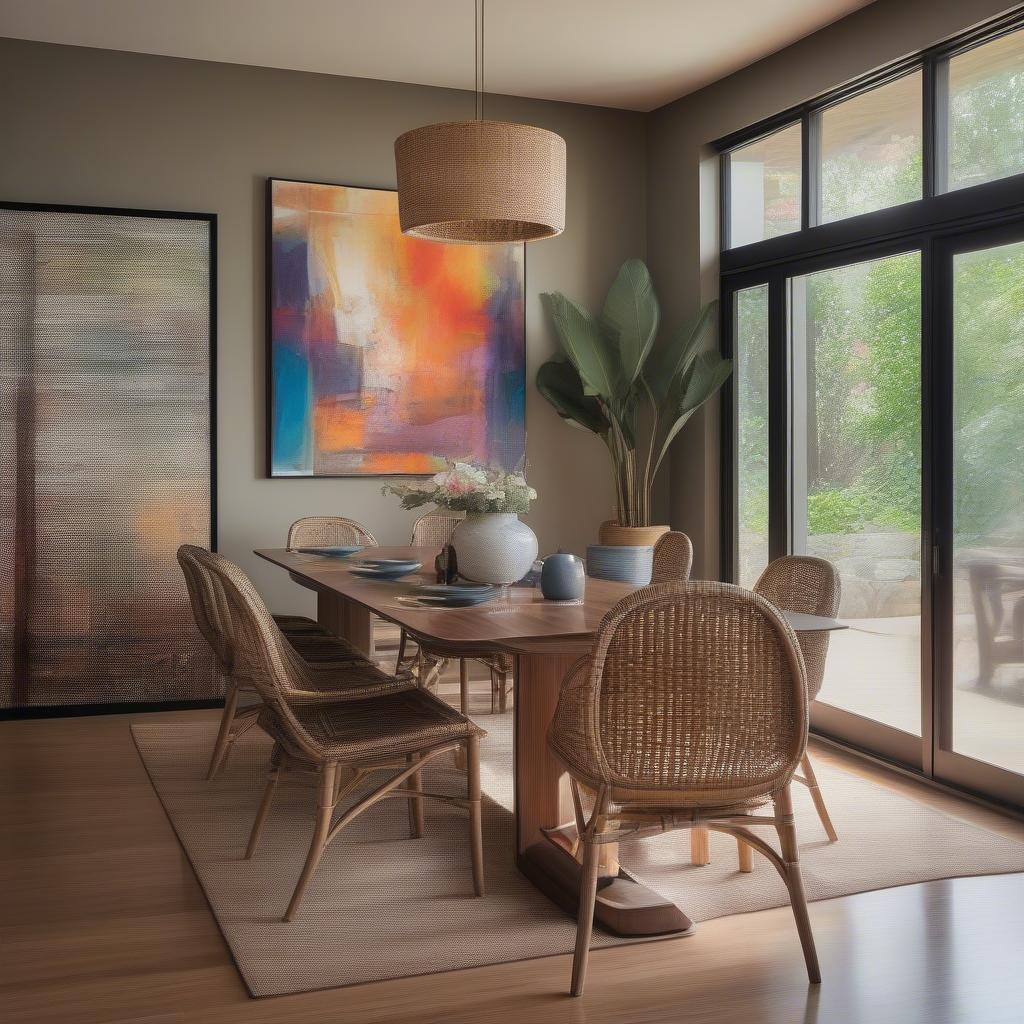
[0,201,217,713]
[267,178,526,477]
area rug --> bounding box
[131,715,1024,997]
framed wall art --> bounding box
[0,201,216,712]
[267,178,526,477]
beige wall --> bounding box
[0,37,646,613]
[646,0,1017,579]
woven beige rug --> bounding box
[132,716,1024,997]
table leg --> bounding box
[514,651,694,938]
[317,592,373,658]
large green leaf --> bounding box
[536,359,609,435]
[541,292,621,400]
[643,300,718,404]
[600,258,659,387]
[651,351,733,478]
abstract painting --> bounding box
[0,202,215,709]
[268,179,525,477]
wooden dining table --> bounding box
[255,545,845,938]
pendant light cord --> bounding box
[475,0,484,120]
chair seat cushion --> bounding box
[285,654,415,705]
[264,687,485,761]
[609,788,770,815]
[286,632,366,664]
[417,642,513,674]
[272,613,327,635]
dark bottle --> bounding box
[445,544,459,584]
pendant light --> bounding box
[394,0,566,243]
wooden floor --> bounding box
[2,701,1023,1024]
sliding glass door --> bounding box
[789,252,924,763]
[727,228,1024,804]
[934,225,1024,805]
[729,249,927,768]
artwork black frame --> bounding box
[0,200,218,720]
[264,176,528,479]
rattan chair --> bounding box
[549,581,819,995]
[178,545,412,780]
[690,555,841,870]
[650,531,694,584]
[269,516,381,637]
[754,555,840,844]
[193,546,485,922]
[397,509,514,714]
[286,516,379,550]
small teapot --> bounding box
[540,550,586,601]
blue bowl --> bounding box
[586,544,654,585]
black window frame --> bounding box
[716,6,1024,810]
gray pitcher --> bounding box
[540,551,586,601]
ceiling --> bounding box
[0,0,877,112]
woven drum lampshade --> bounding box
[394,119,566,243]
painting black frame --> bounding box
[0,199,218,720]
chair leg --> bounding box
[407,753,425,839]
[802,753,838,842]
[690,826,711,865]
[396,628,408,674]
[775,785,821,984]
[570,825,603,997]
[499,669,509,712]
[467,734,484,897]
[489,667,499,714]
[459,658,470,715]
[245,743,281,859]
[207,680,239,780]
[284,761,338,922]
[737,838,754,872]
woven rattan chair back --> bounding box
[754,555,840,701]
[410,510,464,547]
[286,517,378,550]
[550,581,807,803]
[187,547,329,762]
[178,544,237,675]
[650,531,694,584]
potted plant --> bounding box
[384,462,538,585]
[538,258,731,549]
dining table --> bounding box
[255,545,846,938]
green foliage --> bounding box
[538,259,731,527]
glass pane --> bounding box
[735,284,769,588]
[790,252,922,734]
[952,238,1024,777]
[728,123,801,247]
[819,73,923,223]
[948,28,1024,192]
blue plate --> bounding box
[412,591,498,608]
[295,545,363,557]
[416,583,496,597]
[360,558,422,568]
[350,562,422,580]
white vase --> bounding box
[452,512,539,586]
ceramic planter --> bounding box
[598,522,671,547]
[452,512,539,586]
[586,544,654,585]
